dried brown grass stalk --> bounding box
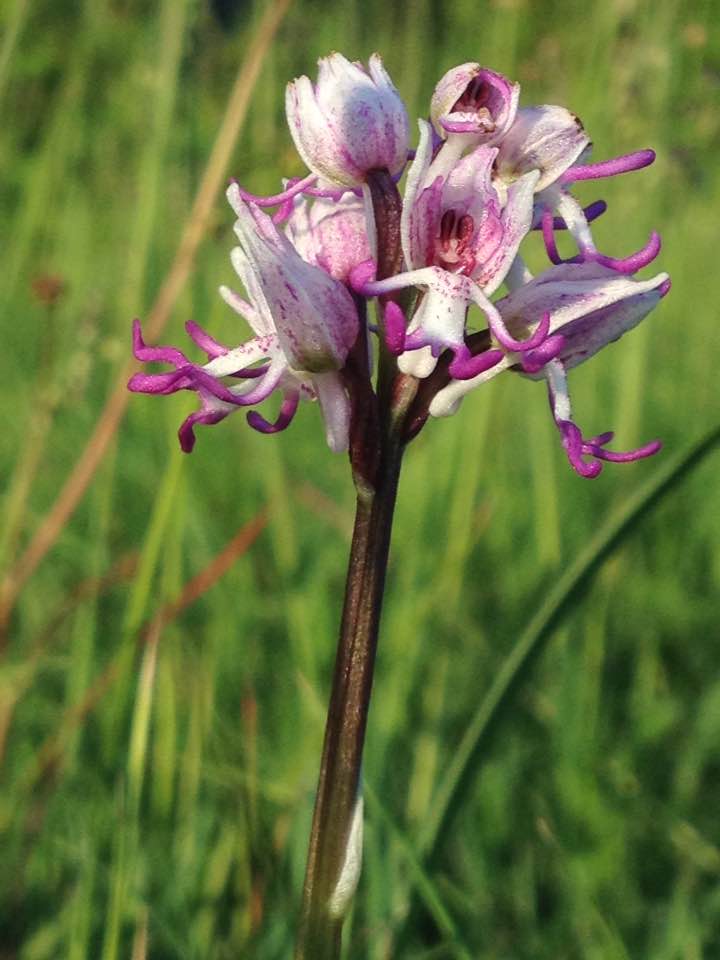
[0,0,292,634]
[16,510,267,794]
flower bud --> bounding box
[430,64,519,144]
[285,53,410,187]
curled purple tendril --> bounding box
[448,346,505,380]
[137,363,250,406]
[179,408,228,454]
[185,320,230,359]
[491,308,551,353]
[558,420,662,478]
[246,390,300,434]
[520,334,566,374]
[541,207,566,266]
[131,318,189,367]
[540,208,662,274]
[589,233,661,274]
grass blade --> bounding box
[418,423,720,860]
[0,0,292,633]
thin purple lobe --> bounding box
[246,391,300,434]
[185,320,230,359]
[561,149,655,184]
[533,200,607,232]
[449,347,505,380]
[178,409,228,453]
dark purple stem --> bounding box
[295,169,412,960]
[294,436,403,960]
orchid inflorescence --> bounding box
[129,54,669,478]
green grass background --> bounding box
[2,0,720,957]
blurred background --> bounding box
[1,0,719,957]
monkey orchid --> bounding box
[494,103,660,272]
[353,118,545,380]
[128,52,670,960]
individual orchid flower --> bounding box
[355,119,542,379]
[285,192,373,283]
[128,186,359,453]
[494,104,659,272]
[430,63,519,146]
[429,261,670,476]
[285,52,410,188]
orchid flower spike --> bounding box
[128,186,359,453]
[129,50,669,481]
[286,52,410,188]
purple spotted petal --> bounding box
[495,262,669,371]
[285,192,372,282]
[496,105,590,192]
[229,189,359,373]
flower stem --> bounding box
[294,167,412,960]
[294,429,404,960]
